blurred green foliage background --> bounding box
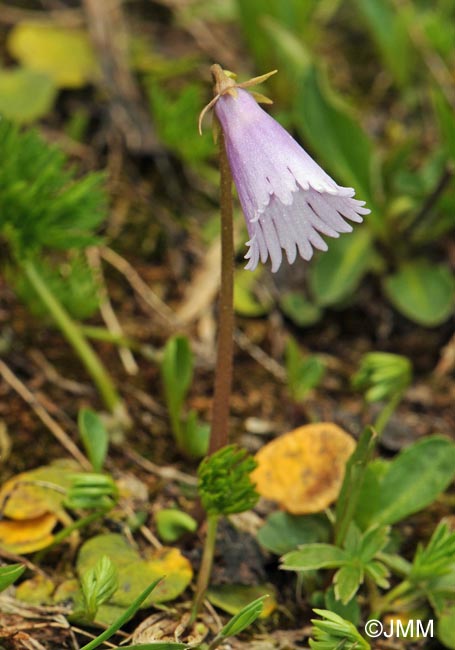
[0,0,454,328]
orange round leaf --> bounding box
[251,423,356,514]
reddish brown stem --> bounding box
[209,128,234,455]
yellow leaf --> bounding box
[0,67,56,124]
[77,533,193,615]
[15,575,55,604]
[7,22,99,88]
[0,512,56,554]
[0,461,78,520]
[252,423,356,514]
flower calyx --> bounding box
[198,64,277,135]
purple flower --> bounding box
[207,67,370,273]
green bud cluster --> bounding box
[197,445,259,516]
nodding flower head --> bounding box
[201,65,370,273]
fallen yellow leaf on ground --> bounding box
[7,22,99,88]
[252,423,356,514]
[0,461,77,520]
[0,512,57,554]
[76,533,193,625]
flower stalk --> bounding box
[190,513,219,624]
[22,258,127,422]
[209,125,235,455]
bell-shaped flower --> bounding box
[206,66,370,273]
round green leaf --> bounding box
[0,68,56,123]
[77,534,193,613]
[383,261,455,327]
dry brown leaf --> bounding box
[0,512,57,554]
[252,423,356,514]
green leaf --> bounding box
[182,410,209,459]
[281,544,347,571]
[8,22,98,88]
[334,564,363,604]
[0,67,56,124]
[427,564,455,614]
[257,512,330,555]
[77,533,193,620]
[220,595,267,637]
[279,291,322,327]
[294,66,378,217]
[146,81,212,164]
[13,254,101,321]
[384,261,455,326]
[235,0,315,76]
[353,0,413,87]
[78,409,109,473]
[334,428,377,547]
[410,522,455,582]
[161,335,193,448]
[324,586,360,625]
[65,473,118,511]
[79,556,118,621]
[0,120,107,256]
[364,559,390,589]
[234,268,273,317]
[358,526,390,562]
[437,604,455,649]
[309,229,373,307]
[285,337,325,402]
[207,583,276,619]
[352,353,412,404]
[355,436,455,528]
[0,563,25,592]
[79,577,162,650]
[155,509,197,543]
[309,609,371,650]
[433,89,455,163]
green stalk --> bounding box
[34,510,104,563]
[334,427,376,547]
[22,259,124,417]
[374,392,403,436]
[209,127,234,455]
[371,579,415,619]
[79,325,136,348]
[190,513,219,624]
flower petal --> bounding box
[214,87,370,272]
